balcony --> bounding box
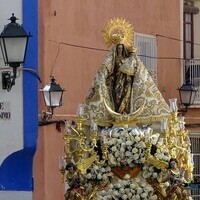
[183,59,200,104]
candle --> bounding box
[90,120,98,132]
[59,156,66,170]
[169,98,178,112]
[77,103,84,116]
[161,119,168,131]
[103,136,107,144]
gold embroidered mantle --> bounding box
[83,45,170,125]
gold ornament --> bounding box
[103,98,146,127]
[102,18,135,50]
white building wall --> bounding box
[0,0,32,199]
[0,0,23,165]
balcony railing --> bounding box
[183,59,200,104]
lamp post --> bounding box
[41,76,65,119]
[0,13,30,91]
[178,83,197,112]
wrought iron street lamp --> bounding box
[178,83,197,112]
[0,13,30,91]
[40,76,65,121]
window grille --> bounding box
[189,133,200,199]
[134,33,157,82]
[183,59,200,103]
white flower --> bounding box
[126,140,133,145]
[164,182,170,187]
[114,151,120,157]
[119,187,125,193]
[125,151,131,156]
[122,194,128,199]
[137,188,143,194]
[111,146,117,152]
[149,166,154,172]
[97,174,102,180]
[101,190,106,195]
[135,136,141,142]
[141,182,146,187]
[124,188,130,194]
[135,194,141,200]
[108,154,117,165]
[107,140,114,145]
[146,186,153,192]
[100,167,106,173]
[124,174,130,179]
[126,158,132,164]
[113,190,120,196]
[143,171,150,178]
[121,142,126,147]
[115,183,121,188]
[135,178,140,183]
[150,195,158,200]
[120,130,127,136]
[130,183,136,189]
[127,192,133,198]
[133,153,139,160]
[109,184,114,189]
[140,193,148,198]
[86,173,92,179]
[117,139,122,143]
[153,172,158,178]
[139,141,146,148]
[129,163,135,168]
[113,132,120,138]
[102,174,107,180]
[132,147,138,153]
[105,166,111,171]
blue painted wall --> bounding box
[0,0,38,191]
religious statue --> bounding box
[62,18,194,200]
[82,18,170,126]
[64,163,85,200]
[160,158,191,200]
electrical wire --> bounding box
[156,34,200,47]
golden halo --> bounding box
[102,18,134,48]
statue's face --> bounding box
[170,160,177,169]
[117,44,123,54]
[68,166,74,173]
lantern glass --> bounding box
[1,37,28,64]
[43,91,63,107]
[179,84,197,106]
[0,13,30,67]
[41,77,64,109]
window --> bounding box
[184,13,194,59]
[134,33,157,82]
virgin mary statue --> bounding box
[82,18,170,125]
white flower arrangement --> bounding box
[104,127,147,168]
[96,175,158,200]
[154,144,171,162]
[142,164,160,180]
[84,160,113,184]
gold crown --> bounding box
[102,18,135,49]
